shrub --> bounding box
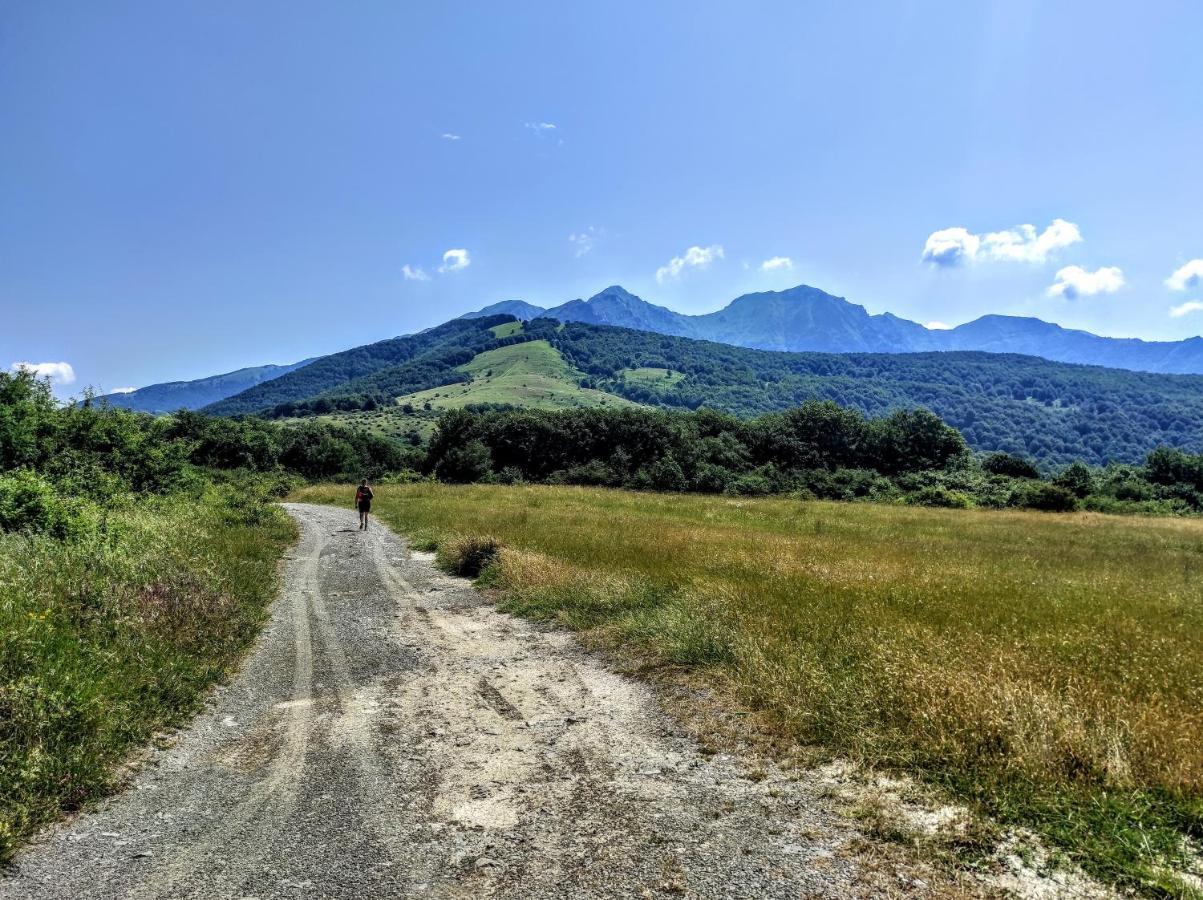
[906,485,973,509]
[434,440,492,483]
[1017,482,1079,512]
[982,452,1041,479]
[438,534,500,578]
[1053,461,1095,499]
[0,471,79,538]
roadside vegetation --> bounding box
[0,371,410,861]
[293,480,1203,894]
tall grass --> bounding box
[0,486,294,861]
[294,482,1203,894]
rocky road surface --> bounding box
[2,503,885,899]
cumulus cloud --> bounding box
[656,244,724,283]
[1166,259,1203,292]
[10,361,76,385]
[438,248,471,273]
[402,264,430,282]
[760,256,794,272]
[921,228,981,267]
[1170,300,1203,318]
[923,219,1082,267]
[440,133,461,141]
[925,321,953,330]
[569,227,601,258]
[1046,265,1125,299]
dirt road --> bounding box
[2,503,880,899]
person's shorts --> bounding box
[358,501,372,513]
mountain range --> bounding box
[97,359,314,414]
[189,312,1203,468]
[101,283,1203,425]
[464,284,1203,373]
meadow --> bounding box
[0,486,294,861]
[294,482,1203,894]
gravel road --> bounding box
[2,502,882,899]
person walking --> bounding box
[354,480,374,530]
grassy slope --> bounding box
[397,340,639,411]
[313,339,640,440]
[293,482,1203,895]
[0,488,294,860]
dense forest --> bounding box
[204,316,1203,468]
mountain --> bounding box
[204,316,513,417]
[462,284,1203,374]
[97,360,313,414]
[207,313,1203,467]
[461,299,547,321]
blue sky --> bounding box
[2,1,1202,395]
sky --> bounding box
[2,1,1202,396]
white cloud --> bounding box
[10,361,76,385]
[402,264,430,282]
[925,321,953,330]
[1169,300,1203,318]
[1046,265,1125,299]
[1166,259,1203,292]
[438,248,471,273]
[656,244,724,283]
[760,256,794,272]
[110,386,136,394]
[922,227,981,267]
[525,122,557,134]
[569,227,601,258]
[923,219,1082,267]
[440,133,461,141]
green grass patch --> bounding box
[489,321,524,338]
[292,482,1203,894]
[394,340,640,412]
[619,366,685,391]
[0,485,294,861]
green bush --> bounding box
[434,440,492,483]
[982,452,1041,479]
[0,471,82,538]
[907,485,973,509]
[1017,482,1079,512]
[1053,461,1095,498]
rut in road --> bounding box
[2,503,881,899]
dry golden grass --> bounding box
[293,482,1203,893]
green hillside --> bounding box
[399,340,637,411]
[210,315,1203,467]
[300,338,637,441]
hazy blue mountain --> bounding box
[461,299,547,320]
[461,284,1203,374]
[97,359,313,414]
[693,286,934,353]
[548,286,701,337]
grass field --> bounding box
[0,486,294,861]
[293,482,1203,894]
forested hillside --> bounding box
[204,316,513,417]
[212,315,1203,468]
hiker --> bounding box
[354,480,374,530]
